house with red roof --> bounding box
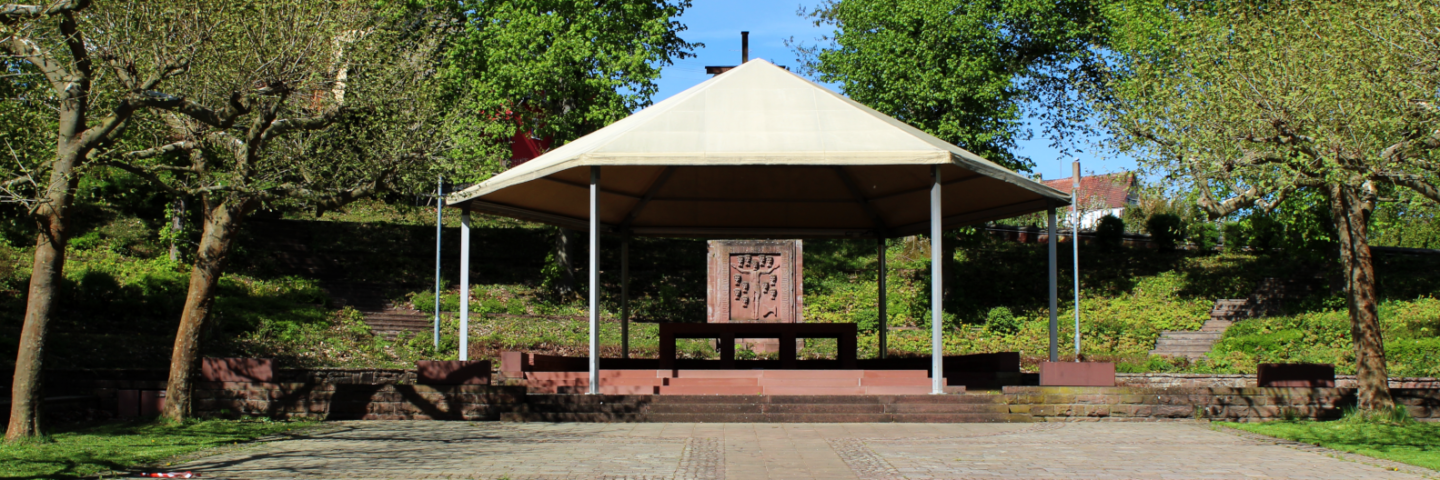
[1042,172,1138,229]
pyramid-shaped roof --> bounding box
[448,59,1069,238]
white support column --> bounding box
[1072,162,1082,360]
[588,167,600,394]
[1048,203,1059,363]
[434,176,442,349]
[459,211,472,361]
[877,237,887,360]
[930,165,943,394]
[620,235,630,359]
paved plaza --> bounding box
[177,421,1436,479]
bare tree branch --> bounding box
[1375,171,1440,204]
[1,34,69,93]
[134,90,249,129]
[121,141,196,160]
[99,160,180,194]
[262,109,344,141]
[0,1,90,19]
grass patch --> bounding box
[0,419,313,479]
[1223,415,1440,471]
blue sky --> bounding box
[649,0,1136,182]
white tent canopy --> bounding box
[447,59,1068,238]
[443,59,1069,395]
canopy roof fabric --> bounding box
[447,59,1069,239]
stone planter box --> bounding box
[1040,362,1115,387]
[417,360,491,385]
[201,358,274,383]
[1258,363,1335,387]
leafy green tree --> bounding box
[433,0,699,183]
[792,0,1108,170]
[0,0,218,440]
[1371,190,1440,249]
[98,1,454,422]
[1104,0,1440,410]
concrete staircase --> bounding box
[323,282,431,338]
[1150,277,1319,360]
[503,393,1030,423]
[1149,299,1244,360]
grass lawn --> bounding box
[1223,420,1440,471]
[0,419,314,479]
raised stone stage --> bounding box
[519,369,958,395]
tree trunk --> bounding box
[7,208,68,440]
[161,196,253,422]
[169,197,185,262]
[554,227,579,296]
[1328,184,1393,411]
[7,149,82,441]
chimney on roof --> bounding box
[742,31,749,63]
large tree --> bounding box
[1,0,212,440]
[434,0,699,183]
[432,0,698,297]
[1104,0,1440,410]
[792,0,1109,171]
[97,1,453,421]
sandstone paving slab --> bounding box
[174,421,1436,479]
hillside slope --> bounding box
[2,199,1437,376]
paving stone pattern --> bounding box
[178,422,1435,479]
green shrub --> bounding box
[984,306,1021,334]
[852,307,880,332]
[1249,215,1286,253]
[1146,213,1185,251]
[1096,215,1125,251]
[1222,222,1248,253]
[1189,222,1220,253]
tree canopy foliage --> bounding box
[434,0,699,183]
[1102,0,1440,410]
[792,0,1109,171]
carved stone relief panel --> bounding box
[707,240,803,324]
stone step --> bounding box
[1156,332,1222,340]
[639,403,1010,415]
[1152,345,1217,353]
[501,412,649,422]
[643,413,1034,423]
[1152,347,1209,354]
[647,394,992,405]
[1153,340,1220,348]
[642,403,1012,415]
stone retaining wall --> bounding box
[1115,373,1440,389]
[1004,386,1440,422]
[27,369,1440,423]
[194,382,525,420]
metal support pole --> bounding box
[1047,203,1058,363]
[877,237,887,360]
[588,167,600,394]
[930,165,944,394]
[620,234,630,359]
[434,176,442,349]
[459,211,471,361]
[1072,162,1082,360]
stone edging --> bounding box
[1213,423,1440,479]
[1117,373,1440,389]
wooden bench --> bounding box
[658,323,857,369]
